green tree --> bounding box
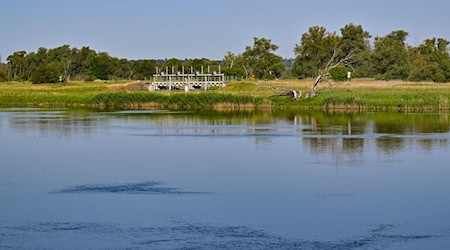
[24,47,51,80]
[70,46,96,80]
[221,66,245,78]
[7,51,28,81]
[47,45,75,80]
[0,64,8,81]
[372,30,410,80]
[132,60,157,80]
[164,58,181,73]
[30,64,61,84]
[222,51,236,68]
[111,58,132,80]
[241,37,285,80]
[339,23,372,77]
[183,58,217,73]
[409,38,450,82]
[88,52,112,80]
[292,26,341,78]
[221,52,245,78]
[293,25,361,97]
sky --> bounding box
[1,0,450,61]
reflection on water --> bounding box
[6,109,448,156]
[3,109,450,168]
[7,111,106,139]
[297,112,449,164]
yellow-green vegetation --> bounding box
[1,80,450,111]
[0,81,265,110]
[220,80,450,111]
[91,92,265,110]
[0,81,108,107]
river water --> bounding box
[1,108,450,249]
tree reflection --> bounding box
[2,109,449,157]
[7,111,105,138]
[297,111,450,160]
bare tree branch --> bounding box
[309,48,358,98]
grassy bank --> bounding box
[0,82,106,107]
[1,80,450,111]
[91,92,265,110]
[221,80,450,112]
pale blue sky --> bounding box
[1,0,450,61]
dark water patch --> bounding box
[0,245,17,249]
[327,224,437,250]
[334,233,437,250]
[7,222,116,234]
[132,222,440,250]
[138,238,188,245]
[130,223,288,249]
[56,181,208,195]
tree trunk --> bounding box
[310,74,322,97]
[269,90,300,101]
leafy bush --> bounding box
[221,67,245,78]
[31,65,61,84]
[84,75,96,82]
[329,66,349,81]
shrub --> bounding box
[329,66,349,81]
[221,67,245,78]
[31,65,61,84]
[84,75,96,82]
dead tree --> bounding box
[257,81,301,101]
[269,89,301,101]
[309,47,356,98]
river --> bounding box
[1,108,450,249]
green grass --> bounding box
[300,86,450,111]
[0,82,108,107]
[248,80,450,111]
[91,92,264,109]
[1,80,450,111]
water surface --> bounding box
[1,109,450,249]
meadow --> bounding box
[1,79,450,111]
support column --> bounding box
[184,77,190,92]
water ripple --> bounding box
[1,221,443,249]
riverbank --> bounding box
[1,80,450,111]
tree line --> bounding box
[1,23,450,83]
[290,24,450,82]
[0,45,224,83]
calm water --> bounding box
[1,108,450,249]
